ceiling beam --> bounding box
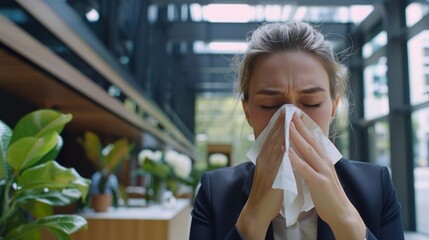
[153,0,384,6]
[167,22,350,42]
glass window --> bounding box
[412,109,429,234]
[332,101,350,158]
[193,41,247,54]
[368,121,391,168]
[362,31,387,58]
[195,96,254,167]
[364,57,389,119]
[189,4,373,24]
[408,30,429,105]
[406,2,429,27]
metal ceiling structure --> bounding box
[57,0,383,135]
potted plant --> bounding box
[137,149,170,204]
[78,131,133,212]
[137,149,195,205]
[0,109,90,239]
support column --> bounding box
[384,0,415,231]
[348,28,368,162]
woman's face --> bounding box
[242,51,338,138]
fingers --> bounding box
[256,109,285,177]
[289,114,331,173]
[289,147,318,181]
[292,114,324,157]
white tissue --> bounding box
[247,104,342,227]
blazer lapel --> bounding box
[317,218,334,240]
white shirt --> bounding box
[273,208,317,240]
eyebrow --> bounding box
[297,86,326,94]
[256,86,326,95]
[256,88,284,95]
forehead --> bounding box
[249,51,330,91]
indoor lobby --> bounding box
[0,0,428,239]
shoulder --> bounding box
[335,160,400,213]
[192,161,252,220]
[204,161,253,180]
[336,158,385,171]
[334,158,392,206]
[335,158,388,182]
[201,161,253,191]
[336,159,402,237]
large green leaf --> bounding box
[77,131,101,169]
[17,161,90,201]
[38,135,63,165]
[7,134,58,174]
[10,110,72,144]
[21,201,53,219]
[0,120,12,180]
[5,226,41,240]
[47,228,70,240]
[39,215,87,234]
[5,215,86,240]
[16,189,82,207]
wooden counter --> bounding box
[71,199,191,240]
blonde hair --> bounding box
[236,21,348,107]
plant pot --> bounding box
[92,194,112,212]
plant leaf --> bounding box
[38,215,87,234]
[4,225,41,240]
[7,134,58,174]
[10,109,72,144]
[0,120,12,180]
[5,215,86,239]
[38,135,63,165]
[17,161,90,201]
[77,131,101,169]
[47,228,70,240]
[104,139,130,173]
[142,159,170,179]
[21,200,53,219]
[16,188,82,207]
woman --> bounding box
[190,22,404,240]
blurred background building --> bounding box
[0,0,428,237]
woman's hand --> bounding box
[288,113,366,239]
[236,109,285,240]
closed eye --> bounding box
[261,105,282,110]
[302,103,321,108]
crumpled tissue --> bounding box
[247,104,342,227]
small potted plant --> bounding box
[78,131,133,212]
[0,109,90,239]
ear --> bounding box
[242,100,252,127]
[330,97,340,124]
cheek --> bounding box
[249,108,276,138]
[303,108,333,135]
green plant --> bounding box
[0,109,90,240]
[136,149,198,202]
[78,131,133,207]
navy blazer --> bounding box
[190,159,404,240]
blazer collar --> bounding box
[240,159,347,240]
[241,162,254,197]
